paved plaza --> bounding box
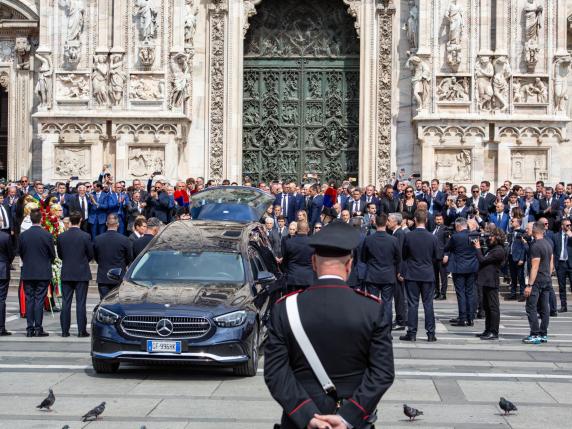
[1,287,572,429]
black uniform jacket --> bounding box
[0,232,14,280]
[475,244,505,289]
[57,227,94,282]
[264,277,395,429]
[362,231,401,284]
[19,225,55,281]
[402,228,438,282]
[94,230,133,285]
[281,235,315,286]
[133,234,154,258]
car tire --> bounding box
[92,357,120,374]
[233,328,259,377]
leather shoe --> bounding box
[475,331,490,337]
[61,332,70,338]
[26,330,34,338]
[480,333,499,340]
[558,307,568,313]
[451,320,470,327]
[0,329,12,336]
[34,330,49,337]
[399,334,416,342]
[476,312,484,319]
[467,320,474,326]
[437,294,446,300]
[427,334,437,342]
[550,311,558,317]
[449,318,461,324]
[77,332,90,338]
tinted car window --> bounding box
[129,250,245,284]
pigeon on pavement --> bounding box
[36,389,55,411]
[499,397,517,415]
[81,401,106,422]
[61,426,70,429]
[403,403,423,421]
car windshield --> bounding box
[129,250,245,285]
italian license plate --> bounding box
[147,340,181,353]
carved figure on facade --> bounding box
[435,149,471,182]
[138,45,155,67]
[523,0,543,71]
[554,56,572,113]
[169,53,191,109]
[129,147,164,177]
[134,0,158,42]
[0,72,8,91]
[55,147,88,177]
[475,56,494,111]
[492,56,512,112]
[35,53,52,109]
[403,0,418,51]
[57,73,89,99]
[406,55,430,112]
[242,1,263,37]
[437,77,469,102]
[184,0,199,47]
[109,54,126,106]
[444,0,464,70]
[92,54,109,106]
[514,77,548,104]
[129,75,164,100]
[511,150,548,183]
[59,0,85,65]
[15,37,31,70]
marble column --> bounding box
[478,0,493,54]
[494,0,509,56]
[96,0,112,52]
[555,0,569,56]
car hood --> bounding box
[102,281,252,310]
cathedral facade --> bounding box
[0,0,571,187]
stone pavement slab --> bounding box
[458,380,556,404]
[538,381,572,404]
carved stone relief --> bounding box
[0,40,15,62]
[475,55,494,111]
[403,0,418,51]
[129,74,164,101]
[92,54,110,106]
[512,76,548,104]
[134,0,159,67]
[58,0,85,66]
[444,0,464,70]
[15,38,31,70]
[56,73,90,100]
[434,149,472,182]
[511,150,548,183]
[169,53,191,109]
[491,56,512,112]
[0,72,8,91]
[406,54,431,112]
[437,76,470,102]
[54,146,90,177]
[342,1,362,38]
[554,56,571,113]
[185,0,199,47]
[0,5,26,20]
[35,54,52,109]
[109,54,126,106]
[522,0,543,72]
[128,147,165,177]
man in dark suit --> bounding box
[538,187,561,231]
[264,221,394,429]
[432,213,449,299]
[307,184,323,228]
[107,182,130,235]
[147,178,172,224]
[444,217,479,326]
[489,201,510,232]
[0,194,13,236]
[275,184,296,224]
[346,188,364,216]
[445,196,472,225]
[264,217,283,260]
[554,218,572,312]
[49,182,70,217]
[94,214,133,299]
[379,185,400,214]
[400,210,439,342]
[361,185,381,212]
[67,184,92,233]
[18,209,55,337]
[281,220,314,291]
[129,217,148,242]
[133,217,162,258]
[362,213,401,325]
[88,182,109,240]
[0,228,14,335]
[126,191,146,234]
[57,211,93,337]
[479,181,497,214]
[506,217,527,301]
[425,179,446,215]
[388,212,407,330]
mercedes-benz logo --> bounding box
[155,319,174,337]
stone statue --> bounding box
[134,0,158,41]
[518,77,547,104]
[109,54,126,106]
[554,56,571,113]
[138,45,155,67]
[407,55,431,111]
[437,77,469,102]
[184,0,198,47]
[92,54,109,106]
[35,53,52,108]
[59,0,85,65]
[15,37,31,70]
[455,150,471,181]
[445,0,463,69]
[403,0,418,50]
[492,56,511,112]
[475,56,494,111]
[169,53,191,108]
[523,0,543,71]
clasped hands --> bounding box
[307,414,347,429]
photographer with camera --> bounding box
[445,195,471,226]
[506,217,527,301]
[443,217,479,327]
[473,227,506,340]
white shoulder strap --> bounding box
[285,294,336,394]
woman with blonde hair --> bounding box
[295,210,307,223]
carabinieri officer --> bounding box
[264,221,395,429]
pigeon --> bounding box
[81,401,106,422]
[403,404,423,421]
[61,426,70,429]
[36,388,55,411]
[499,397,517,415]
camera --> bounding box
[468,231,491,247]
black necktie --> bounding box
[80,196,85,213]
[0,207,7,229]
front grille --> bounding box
[120,315,212,339]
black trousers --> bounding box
[0,278,8,330]
[97,283,116,300]
[556,264,572,309]
[452,273,475,322]
[508,258,525,297]
[405,280,435,336]
[526,281,551,337]
[366,282,394,326]
[60,281,88,334]
[482,287,500,335]
[23,280,49,331]
[393,280,407,326]
[433,260,448,296]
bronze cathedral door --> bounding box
[242,0,360,184]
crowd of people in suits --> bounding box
[0,170,570,345]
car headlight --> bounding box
[214,310,247,327]
[95,307,120,325]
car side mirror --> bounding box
[256,271,276,285]
[107,268,123,282]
